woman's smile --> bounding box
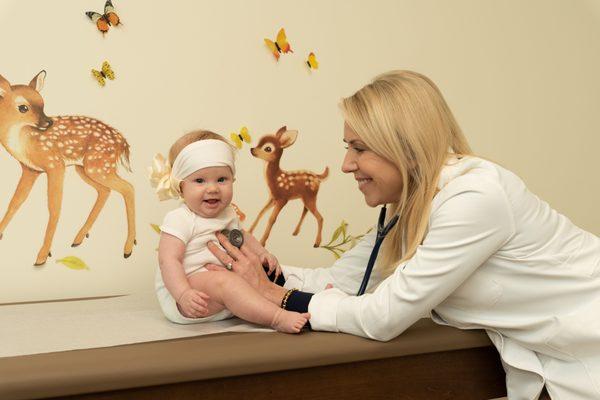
[356,176,373,189]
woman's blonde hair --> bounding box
[340,70,473,276]
[168,130,232,167]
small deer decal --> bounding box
[250,126,328,247]
[0,70,136,266]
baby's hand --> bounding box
[177,289,210,318]
[260,252,282,279]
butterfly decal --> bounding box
[264,28,293,61]
[86,0,121,34]
[230,126,252,149]
[306,52,319,70]
[91,61,115,87]
[231,203,246,222]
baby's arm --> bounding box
[158,232,210,318]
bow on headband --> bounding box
[148,153,180,201]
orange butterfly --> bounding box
[231,203,246,222]
[264,28,293,61]
[86,0,121,34]
[306,52,319,70]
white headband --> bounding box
[148,139,235,201]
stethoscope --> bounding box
[356,205,399,296]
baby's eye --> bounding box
[195,178,204,184]
[218,177,228,183]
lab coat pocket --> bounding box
[544,296,600,391]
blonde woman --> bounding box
[206,71,600,399]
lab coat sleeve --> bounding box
[280,229,382,294]
[308,177,516,341]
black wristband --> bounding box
[285,290,313,313]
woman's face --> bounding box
[341,123,403,207]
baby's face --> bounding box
[181,166,234,218]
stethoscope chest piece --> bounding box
[221,228,244,249]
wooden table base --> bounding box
[61,346,506,400]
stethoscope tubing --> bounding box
[356,205,399,296]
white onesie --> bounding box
[155,203,239,324]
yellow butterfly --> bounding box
[306,52,319,70]
[264,28,293,61]
[91,61,115,87]
[230,126,252,149]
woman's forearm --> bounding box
[263,281,287,306]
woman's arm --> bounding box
[281,228,380,294]
[308,177,516,341]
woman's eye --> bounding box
[345,145,364,153]
[354,147,365,153]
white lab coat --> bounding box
[281,156,600,400]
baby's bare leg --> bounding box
[189,271,309,333]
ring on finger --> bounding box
[225,262,233,271]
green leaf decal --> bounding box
[150,223,161,234]
[329,225,343,245]
[319,221,372,260]
[56,256,89,270]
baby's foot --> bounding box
[271,309,310,333]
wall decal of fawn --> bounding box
[250,126,328,247]
[0,70,136,266]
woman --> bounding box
[206,70,600,399]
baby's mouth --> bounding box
[204,199,220,205]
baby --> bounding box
[151,130,309,333]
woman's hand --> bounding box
[206,232,288,306]
[205,232,270,291]
[240,229,281,278]
[260,252,282,280]
[177,288,210,318]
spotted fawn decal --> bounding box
[0,70,136,266]
[250,126,328,247]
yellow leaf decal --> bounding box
[150,223,161,234]
[56,256,89,270]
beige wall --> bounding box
[0,0,598,302]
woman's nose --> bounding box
[341,152,357,174]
